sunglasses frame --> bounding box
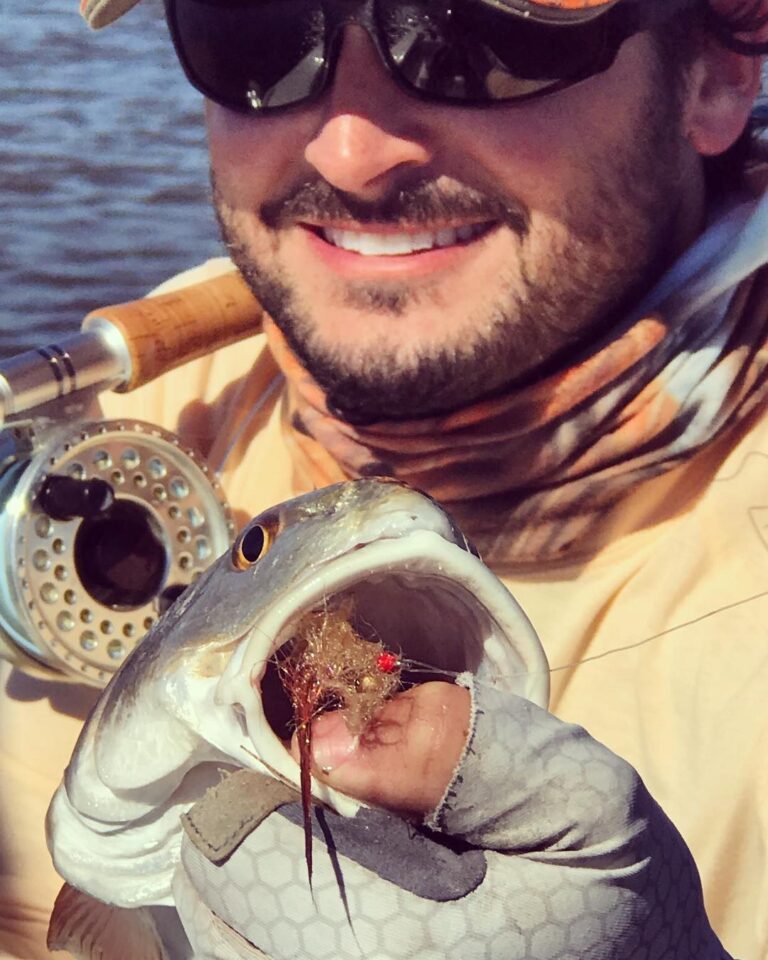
[163,0,689,114]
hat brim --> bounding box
[83,0,624,28]
[480,0,622,24]
[81,0,144,28]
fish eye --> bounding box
[233,523,271,569]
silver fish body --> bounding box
[47,478,549,911]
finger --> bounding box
[291,681,471,816]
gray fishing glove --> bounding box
[172,674,730,960]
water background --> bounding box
[0,0,220,355]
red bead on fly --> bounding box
[376,651,401,674]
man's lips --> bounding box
[301,221,496,258]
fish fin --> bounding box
[47,883,169,960]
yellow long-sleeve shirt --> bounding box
[1,258,766,958]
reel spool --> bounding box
[0,270,264,686]
[0,420,233,686]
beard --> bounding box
[212,56,689,424]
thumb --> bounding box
[291,681,470,816]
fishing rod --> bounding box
[0,271,263,686]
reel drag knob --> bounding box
[38,475,115,521]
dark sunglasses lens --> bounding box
[167,0,327,111]
[376,0,612,102]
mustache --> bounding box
[257,177,530,235]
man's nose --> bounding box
[303,26,434,197]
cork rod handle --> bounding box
[83,271,263,392]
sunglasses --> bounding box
[163,0,682,113]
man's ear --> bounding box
[683,40,763,156]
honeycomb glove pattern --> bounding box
[173,675,730,960]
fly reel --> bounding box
[0,270,264,686]
[0,419,233,685]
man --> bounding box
[1,0,767,956]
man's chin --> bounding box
[229,265,503,421]
[306,371,470,425]
[279,326,517,424]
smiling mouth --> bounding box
[312,221,495,256]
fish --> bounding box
[46,478,550,955]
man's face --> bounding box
[208,25,701,422]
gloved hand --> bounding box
[173,677,732,960]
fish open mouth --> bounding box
[222,529,549,812]
[260,568,496,743]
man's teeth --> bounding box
[320,223,488,255]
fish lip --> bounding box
[216,530,548,814]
